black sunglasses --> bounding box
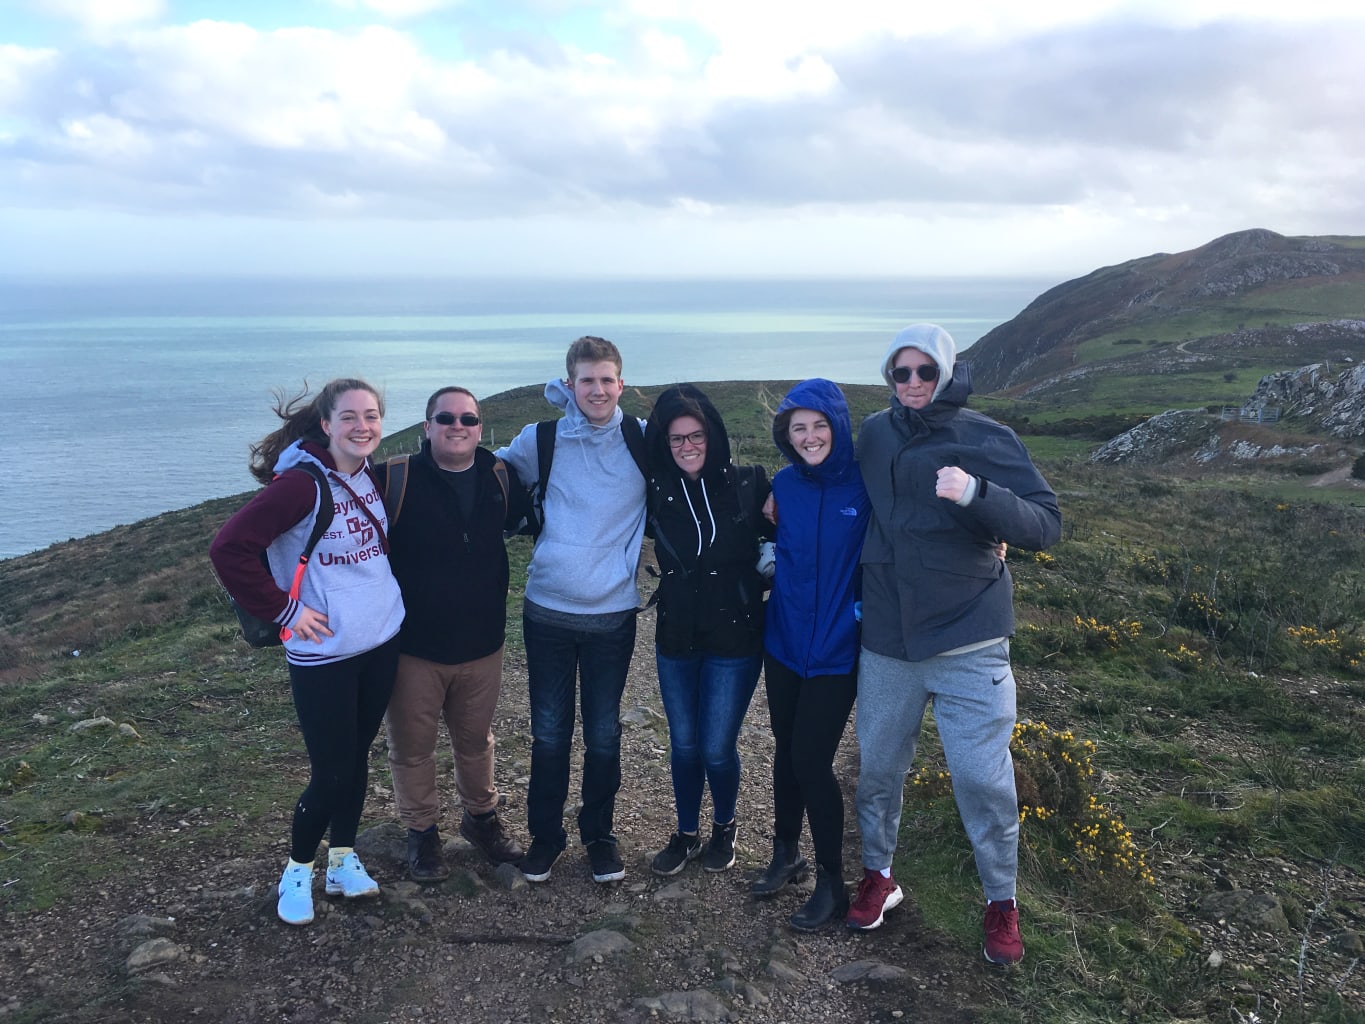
[431,411,480,427]
[891,364,939,384]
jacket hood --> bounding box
[881,323,957,403]
[772,378,857,482]
[645,383,732,482]
[272,439,336,477]
[544,376,623,437]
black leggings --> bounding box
[762,654,856,874]
[287,635,400,863]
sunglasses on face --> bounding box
[431,411,480,427]
[668,430,707,448]
[891,363,939,384]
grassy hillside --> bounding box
[2,382,1364,1023]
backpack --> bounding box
[517,416,648,538]
[228,463,335,648]
[378,454,511,531]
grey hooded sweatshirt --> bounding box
[496,378,648,616]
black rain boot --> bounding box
[751,837,809,898]
[407,826,450,883]
[789,864,848,931]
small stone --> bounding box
[126,939,184,974]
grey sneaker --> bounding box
[277,862,314,926]
[703,820,737,872]
[651,832,702,876]
[587,840,625,883]
[325,851,380,898]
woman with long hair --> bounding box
[211,378,404,926]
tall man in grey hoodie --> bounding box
[495,336,648,884]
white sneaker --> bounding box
[277,863,315,925]
[325,851,380,898]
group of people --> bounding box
[209,326,1060,967]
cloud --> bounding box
[0,3,1362,275]
[33,0,165,35]
[322,0,466,17]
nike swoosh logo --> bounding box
[992,675,1009,686]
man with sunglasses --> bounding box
[381,386,532,881]
[848,324,1061,966]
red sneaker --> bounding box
[983,899,1024,964]
[845,869,904,930]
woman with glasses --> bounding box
[752,378,869,931]
[210,378,405,927]
[848,324,1060,965]
[643,384,772,878]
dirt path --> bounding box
[5,608,1001,1024]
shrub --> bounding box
[908,721,1157,913]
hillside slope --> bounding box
[969,229,1365,393]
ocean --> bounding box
[0,275,1050,560]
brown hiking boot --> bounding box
[459,809,525,864]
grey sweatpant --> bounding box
[854,642,1018,902]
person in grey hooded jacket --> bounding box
[495,336,648,886]
[848,325,1060,966]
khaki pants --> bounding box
[386,648,504,832]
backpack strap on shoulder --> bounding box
[492,458,510,508]
[379,455,411,530]
[620,416,648,479]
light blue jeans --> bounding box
[854,642,1019,902]
[656,648,762,834]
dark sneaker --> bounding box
[407,826,450,883]
[846,869,903,930]
[518,838,562,883]
[703,820,737,873]
[983,899,1024,965]
[651,832,702,876]
[460,809,525,864]
[587,840,625,883]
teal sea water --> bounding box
[0,275,1049,560]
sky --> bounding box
[1,0,1363,279]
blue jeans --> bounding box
[656,648,762,834]
[524,612,636,849]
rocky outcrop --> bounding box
[1245,359,1365,439]
[1090,410,1217,465]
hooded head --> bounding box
[772,378,857,481]
[881,324,957,409]
[645,383,731,482]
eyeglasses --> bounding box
[891,364,939,384]
[431,411,480,427]
[667,430,706,448]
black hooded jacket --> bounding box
[644,384,771,658]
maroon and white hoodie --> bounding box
[210,440,404,666]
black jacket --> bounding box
[645,384,771,658]
[382,443,530,665]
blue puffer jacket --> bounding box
[763,378,870,678]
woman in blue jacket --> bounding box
[752,378,869,931]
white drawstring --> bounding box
[679,478,718,558]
